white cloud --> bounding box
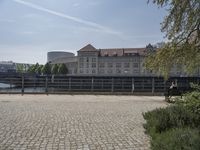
[12,0,122,36]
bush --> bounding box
[176,89,200,128]
[143,84,200,149]
[151,128,200,150]
[143,105,196,136]
[178,91,200,116]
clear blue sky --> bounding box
[0,0,167,64]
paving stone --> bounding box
[0,95,166,150]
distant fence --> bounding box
[0,73,199,94]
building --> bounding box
[0,61,16,72]
[48,44,200,77]
[47,51,77,75]
[0,61,32,73]
[77,44,150,76]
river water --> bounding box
[0,83,11,88]
[0,83,45,93]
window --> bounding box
[92,63,96,68]
[74,69,77,74]
[79,63,84,68]
[116,63,121,68]
[133,57,139,62]
[133,63,139,68]
[124,69,130,74]
[92,58,96,62]
[86,63,89,68]
[116,69,121,74]
[99,69,104,74]
[92,69,96,74]
[86,57,89,62]
[133,69,139,74]
[124,62,130,68]
[99,63,105,68]
[68,70,72,74]
[108,63,113,68]
[80,69,83,73]
[79,58,84,62]
[108,70,113,73]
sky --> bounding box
[0,0,167,64]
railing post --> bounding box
[164,79,167,93]
[111,77,114,92]
[69,77,71,91]
[152,77,155,94]
[21,73,24,95]
[9,79,11,89]
[132,77,134,93]
[45,76,48,94]
[91,77,94,92]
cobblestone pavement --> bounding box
[0,95,166,150]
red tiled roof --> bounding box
[100,48,146,56]
[78,44,149,56]
[100,49,124,56]
[124,48,146,55]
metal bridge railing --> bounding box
[0,73,199,94]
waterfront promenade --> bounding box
[0,95,166,150]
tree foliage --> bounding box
[27,63,68,75]
[27,64,36,74]
[41,63,51,75]
[146,0,200,78]
[16,64,26,73]
[27,63,43,74]
[36,64,43,74]
[51,64,59,74]
[58,63,68,74]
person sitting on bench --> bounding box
[170,81,177,89]
[168,81,177,97]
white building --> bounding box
[48,44,200,77]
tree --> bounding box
[16,64,25,73]
[51,64,59,74]
[27,63,41,74]
[145,0,200,78]
[58,63,68,74]
[34,63,39,73]
[36,65,43,75]
[41,63,51,75]
[27,65,35,73]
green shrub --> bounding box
[143,84,200,150]
[143,105,196,135]
[178,91,200,116]
[175,89,200,127]
[151,128,200,150]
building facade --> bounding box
[47,51,77,75]
[48,44,200,77]
[77,44,147,76]
[0,61,16,72]
[0,61,32,73]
